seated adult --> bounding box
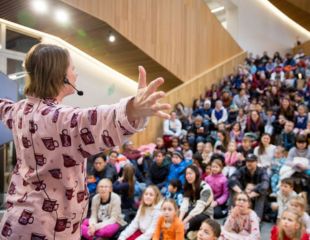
[233,88,249,109]
[163,111,183,147]
[89,152,118,183]
[192,99,212,126]
[219,192,260,240]
[244,110,264,140]
[229,154,269,220]
[147,150,170,189]
[187,116,209,151]
[180,165,214,233]
[211,100,228,128]
[81,179,126,239]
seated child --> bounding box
[270,146,287,195]
[270,209,310,240]
[220,192,260,240]
[81,179,126,239]
[197,219,221,240]
[223,141,238,177]
[119,185,162,240]
[87,174,99,195]
[165,179,183,207]
[271,178,297,219]
[201,162,212,180]
[152,199,184,240]
[205,154,229,219]
[182,140,193,162]
[288,195,310,234]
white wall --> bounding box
[1,19,138,108]
[224,0,310,56]
[42,37,138,108]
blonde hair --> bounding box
[140,185,162,216]
[289,195,307,212]
[96,178,112,192]
[24,43,69,98]
[278,209,304,240]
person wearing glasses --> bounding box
[81,179,126,239]
[228,154,269,220]
[219,192,261,240]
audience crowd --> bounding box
[83,50,310,240]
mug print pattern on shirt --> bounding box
[0,96,145,239]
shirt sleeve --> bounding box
[152,216,163,240]
[188,186,213,217]
[48,97,147,163]
[137,207,161,240]
[0,98,15,128]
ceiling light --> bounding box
[108,33,116,42]
[211,6,225,13]
[31,0,48,14]
[54,9,70,24]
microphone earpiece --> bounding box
[64,78,69,84]
[64,78,84,96]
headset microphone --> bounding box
[64,78,84,96]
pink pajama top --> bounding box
[0,96,146,240]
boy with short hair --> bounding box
[271,178,297,218]
[280,121,296,151]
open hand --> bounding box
[127,66,171,122]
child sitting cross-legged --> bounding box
[81,178,126,239]
[271,178,297,220]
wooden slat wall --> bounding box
[61,0,242,81]
[293,40,310,55]
[286,0,310,14]
[131,51,247,146]
[269,0,310,31]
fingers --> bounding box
[144,77,164,96]
[155,111,171,119]
[138,66,147,89]
[147,91,165,103]
[151,103,171,112]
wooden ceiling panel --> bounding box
[0,0,182,91]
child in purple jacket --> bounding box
[205,154,229,219]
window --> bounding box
[6,29,40,53]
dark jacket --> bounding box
[113,181,134,209]
[149,157,170,186]
[93,163,118,182]
[229,166,269,195]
